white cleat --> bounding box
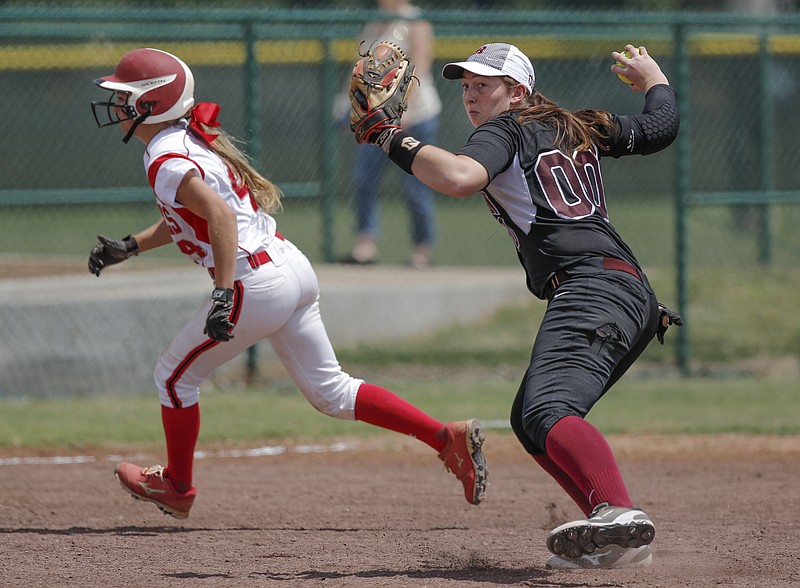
[546,502,655,558]
[546,544,653,569]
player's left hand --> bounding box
[88,234,139,277]
[656,302,683,344]
[349,40,416,146]
[204,287,235,342]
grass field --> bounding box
[0,372,796,451]
[1,291,798,451]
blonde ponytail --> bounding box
[209,128,283,214]
[189,115,283,214]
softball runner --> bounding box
[88,48,487,519]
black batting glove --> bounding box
[656,302,683,345]
[204,287,235,342]
[88,234,138,277]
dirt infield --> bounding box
[1,433,798,587]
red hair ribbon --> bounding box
[189,102,221,144]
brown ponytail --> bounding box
[501,77,615,157]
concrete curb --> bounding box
[0,264,527,397]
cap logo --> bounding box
[442,42,534,94]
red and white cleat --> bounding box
[114,462,196,520]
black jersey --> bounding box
[459,84,679,299]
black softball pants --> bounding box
[510,270,660,455]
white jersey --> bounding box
[143,120,278,271]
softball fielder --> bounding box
[88,48,487,519]
[349,41,682,568]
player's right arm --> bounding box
[88,220,172,277]
[602,46,679,158]
[88,219,171,276]
[131,219,172,253]
[602,85,679,158]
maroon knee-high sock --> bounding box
[545,415,633,511]
[354,383,446,452]
[533,453,593,516]
[161,403,200,494]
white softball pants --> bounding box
[154,237,362,418]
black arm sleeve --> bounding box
[603,84,680,158]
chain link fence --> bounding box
[1,7,799,395]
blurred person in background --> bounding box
[87,47,486,520]
[350,41,681,569]
[339,0,442,268]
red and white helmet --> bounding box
[91,48,195,132]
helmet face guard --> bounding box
[91,89,140,128]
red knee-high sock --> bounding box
[354,383,447,452]
[161,403,200,494]
[533,453,593,517]
[545,415,633,511]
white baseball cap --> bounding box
[442,43,535,94]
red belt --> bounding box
[209,250,271,278]
[208,233,284,278]
[246,250,271,269]
[548,257,641,292]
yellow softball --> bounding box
[615,47,639,86]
